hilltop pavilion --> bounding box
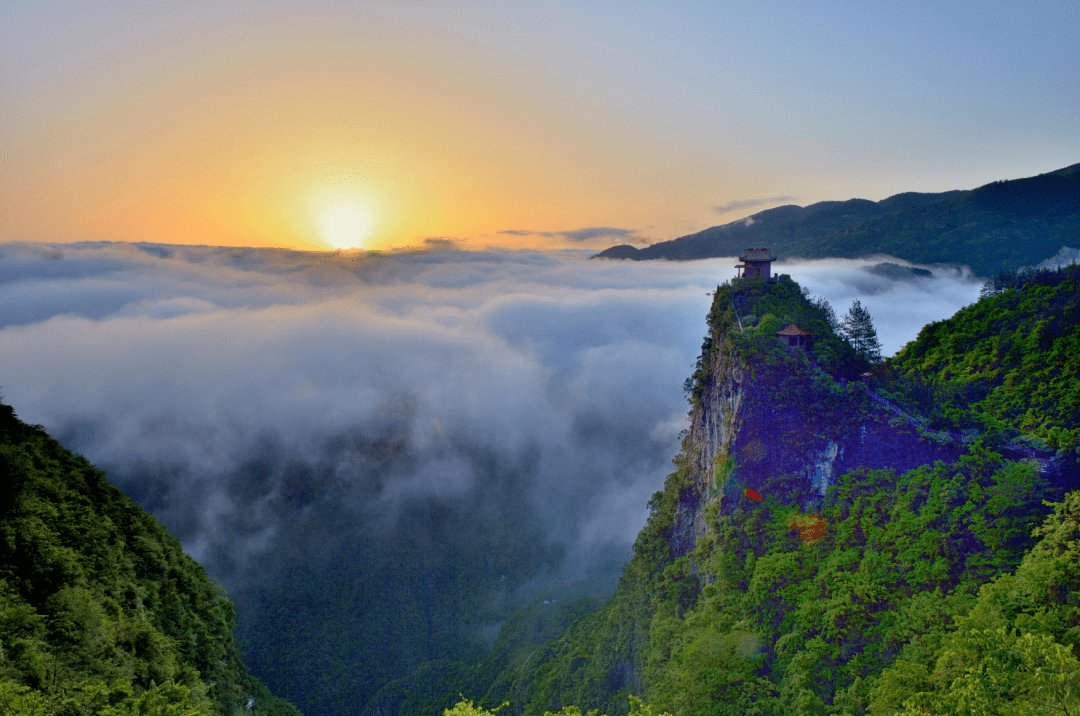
[776,323,811,350]
[735,248,776,280]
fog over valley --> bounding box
[0,241,983,706]
[0,241,984,582]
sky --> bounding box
[2,0,1078,252]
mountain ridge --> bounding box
[594,162,1080,276]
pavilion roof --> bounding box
[776,323,810,336]
[741,248,774,261]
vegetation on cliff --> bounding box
[454,268,1079,716]
[5,261,1078,716]
[0,401,300,716]
[885,262,1080,456]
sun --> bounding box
[320,203,373,249]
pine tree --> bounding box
[841,299,882,364]
[812,296,840,333]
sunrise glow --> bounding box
[320,204,373,250]
[1,3,1076,252]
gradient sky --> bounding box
[2,0,1078,251]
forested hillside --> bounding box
[885,263,1080,453]
[592,192,961,263]
[0,402,300,716]
[5,264,1078,716]
[783,165,1080,275]
[446,267,1080,716]
[595,162,1080,276]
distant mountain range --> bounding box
[594,162,1080,276]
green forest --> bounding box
[437,265,1080,715]
[2,265,1078,716]
[0,402,300,716]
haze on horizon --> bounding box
[2,0,1078,252]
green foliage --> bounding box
[634,446,1047,713]
[871,490,1080,715]
[724,276,863,381]
[442,694,672,716]
[839,300,882,365]
[889,263,1080,451]
[0,402,299,716]
[484,451,1057,715]
[0,677,210,716]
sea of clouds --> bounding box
[0,242,982,593]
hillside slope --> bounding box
[462,271,1079,716]
[885,263,1080,455]
[786,165,1080,275]
[594,162,1080,276]
[593,192,960,262]
[0,401,300,716]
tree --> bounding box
[840,300,882,364]
[811,296,840,333]
[980,268,1020,299]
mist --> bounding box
[0,241,982,709]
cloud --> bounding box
[0,242,715,578]
[713,195,797,214]
[422,237,462,249]
[1029,245,1080,271]
[0,242,983,709]
[0,243,984,572]
[558,227,639,243]
[779,257,982,355]
[499,226,645,244]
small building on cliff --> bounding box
[777,323,811,350]
[735,248,776,280]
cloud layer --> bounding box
[0,243,982,584]
[0,241,983,708]
[713,196,798,214]
[498,227,645,245]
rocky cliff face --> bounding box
[671,321,960,559]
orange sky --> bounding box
[2,2,1077,252]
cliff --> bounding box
[478,274,1069,716]
[672,296,960,557]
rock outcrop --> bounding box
[670,295,960,559]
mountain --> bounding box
[446,267,1080,715]
[594,162,1080,276]
[888,262,1080,451]
[7,266,1080,716]
[0,402,300,716]
[593,192,961,262]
